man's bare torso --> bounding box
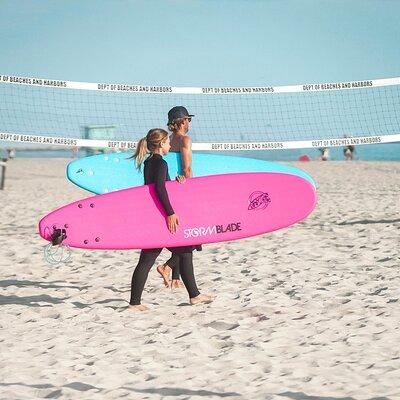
[169,134,184,152]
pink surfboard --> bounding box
[39,173,317,250]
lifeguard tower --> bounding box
[85,125,116,156]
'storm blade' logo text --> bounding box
[184,222,242,239]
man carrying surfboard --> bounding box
[157,106,199,289]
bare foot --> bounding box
[157,264,172,288]
[190,294,215,305]
[171,279,185,289]
[128,304,149,311]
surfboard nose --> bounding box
[38,216,52,241]
[66,159,83,185]
[38,215,66,243]
[66,159,96,179]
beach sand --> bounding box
[0,158,399,400]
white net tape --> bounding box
[1,74,399,151]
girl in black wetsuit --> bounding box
[128,128,214,311]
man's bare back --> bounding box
[169,133,184,153]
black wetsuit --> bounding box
[144,153,175,215]
[129,153,200,305]
[163,152,202,280]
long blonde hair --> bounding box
[132,128,169,171]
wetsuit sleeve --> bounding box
[154,160,175,216]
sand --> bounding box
[0,158,399,400]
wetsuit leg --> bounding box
[130,248,162,305]
[176,251,200,299]
[165,253,181,280]
[166,245,201,279]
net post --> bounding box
[0,159,6,190]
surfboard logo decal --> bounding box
[183,223,242,239]
[248,191,271,211]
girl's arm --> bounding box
[154,160,175,216]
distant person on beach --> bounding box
[343,144,355,160]
[156,106,203,289]
[318,147,330,161]
[6,149,16,159]
[129,128,214,311]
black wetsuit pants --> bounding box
[130,247,200,305]
[165,245,203,280]
[165,253,181,280]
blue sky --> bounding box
[1,0,399,86]
[1,0,399,160]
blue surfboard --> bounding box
[67,152,315,194]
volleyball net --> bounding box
[0,74,399,151]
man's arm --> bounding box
[180,136,193,178]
